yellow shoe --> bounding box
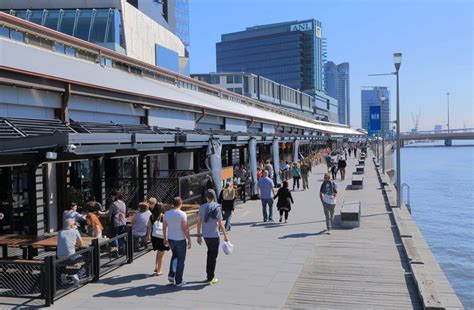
[209,277,219,285]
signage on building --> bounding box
[315,26,321,38]
[290,22,312,32]
[369,105,381,135]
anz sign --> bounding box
[290,22,313,32]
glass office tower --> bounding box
[325,61,350,125]
[216,19,324,95]
[361,87,390,135]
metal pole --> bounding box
[382,125,385,174]
[396,69,401,208]
[447,92,450,132]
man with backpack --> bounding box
[320,173,337,235]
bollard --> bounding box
[91,238,100,282]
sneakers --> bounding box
[327,230,332,235]
[208,277,219,285]
[71,274,80,285]
[168,276,175,284]
[175,281,187,287]
[279,217,282,223]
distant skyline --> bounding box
[188,0,473,131]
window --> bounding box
[74,9,93,40]
[0,26,9,38]
[90,9,109,43]
[59,10,77,36]
[234,87,243,95]
[10,30,24,42]
[226,75,234,84]
[234,75,242,83]
[210,75,220,84]
[65,46,76,57]
[44,10,60,30]
[54,42,65,54]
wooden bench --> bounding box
[351,175,364,189]
[340,202,361,228]
[354,165,364,174]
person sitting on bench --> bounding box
[57,218,84,285]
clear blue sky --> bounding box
[188,0,473,131]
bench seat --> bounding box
[340,202,361,228]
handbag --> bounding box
[152,217,164,238]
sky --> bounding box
[188,0,473,131]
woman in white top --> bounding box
[147,201,169,276]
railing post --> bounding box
[91,238,100,282]
[127,229,134,264]
[44,255,53,307]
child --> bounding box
[273,181,294,223]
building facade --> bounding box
[192,72,339,123]
[0,12,360,235]
[216,19,325,95]
[0,0,190,75]
[361,86,390,135]
[324,61,350,125]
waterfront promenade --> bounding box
[47,154,456,309]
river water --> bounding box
[400,141,474,308]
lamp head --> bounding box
[393,53,402,71]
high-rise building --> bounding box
[216,19,325,96]
[324,61,350,125]
[1,0,190,74]
[361,87,390,135]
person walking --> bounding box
[264,160,274,179]
[325,154,332,173]
[300,161,310,190]
[163,197,191,287]
[348,147,352,157]
[148,202,169,276]
[330,160,338,180]
[292,162,301,190]
[257,170,275,222]
[197,190,229,285]
[320,173,338,235]
[218,183,235,231]
[274,181,294,223]
[338,157,347,180]
[354,146,358,157]
[109,193,127,249]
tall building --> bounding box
[361,87,390,135]
[1,0,190,74]
[324,61,350,125]
[216,19,325,95]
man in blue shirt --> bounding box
[257,170,276,222]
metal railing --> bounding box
[0,259,46,300]
[401,183,411,213]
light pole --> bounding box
[381,94,386,174]
[368,52,402,208]
[394,53,402,209]
[447,92,450,132]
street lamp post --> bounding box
[447,92,450,132]
[368,52,402,208]
[394,53,402,209]
[381,94,386,174]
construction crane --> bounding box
[411,111,421,133]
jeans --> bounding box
[292,176,300,189]
[339,167,346,180]
[204,237,219,281]
[168,239,187,285]
[261,198,274,221]
[222,209,233,231]
[114,225,127,249]
[323,202,336,231]
[302,174,309,189]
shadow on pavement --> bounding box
[278,230,326,239]
[94,281,208,298]
[258,220,325,229]
[100,273,149,285]
[231,221,260,227]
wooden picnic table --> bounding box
[31,236,96,249]
[0,234,50,259]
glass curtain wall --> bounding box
[4,8,125,53]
